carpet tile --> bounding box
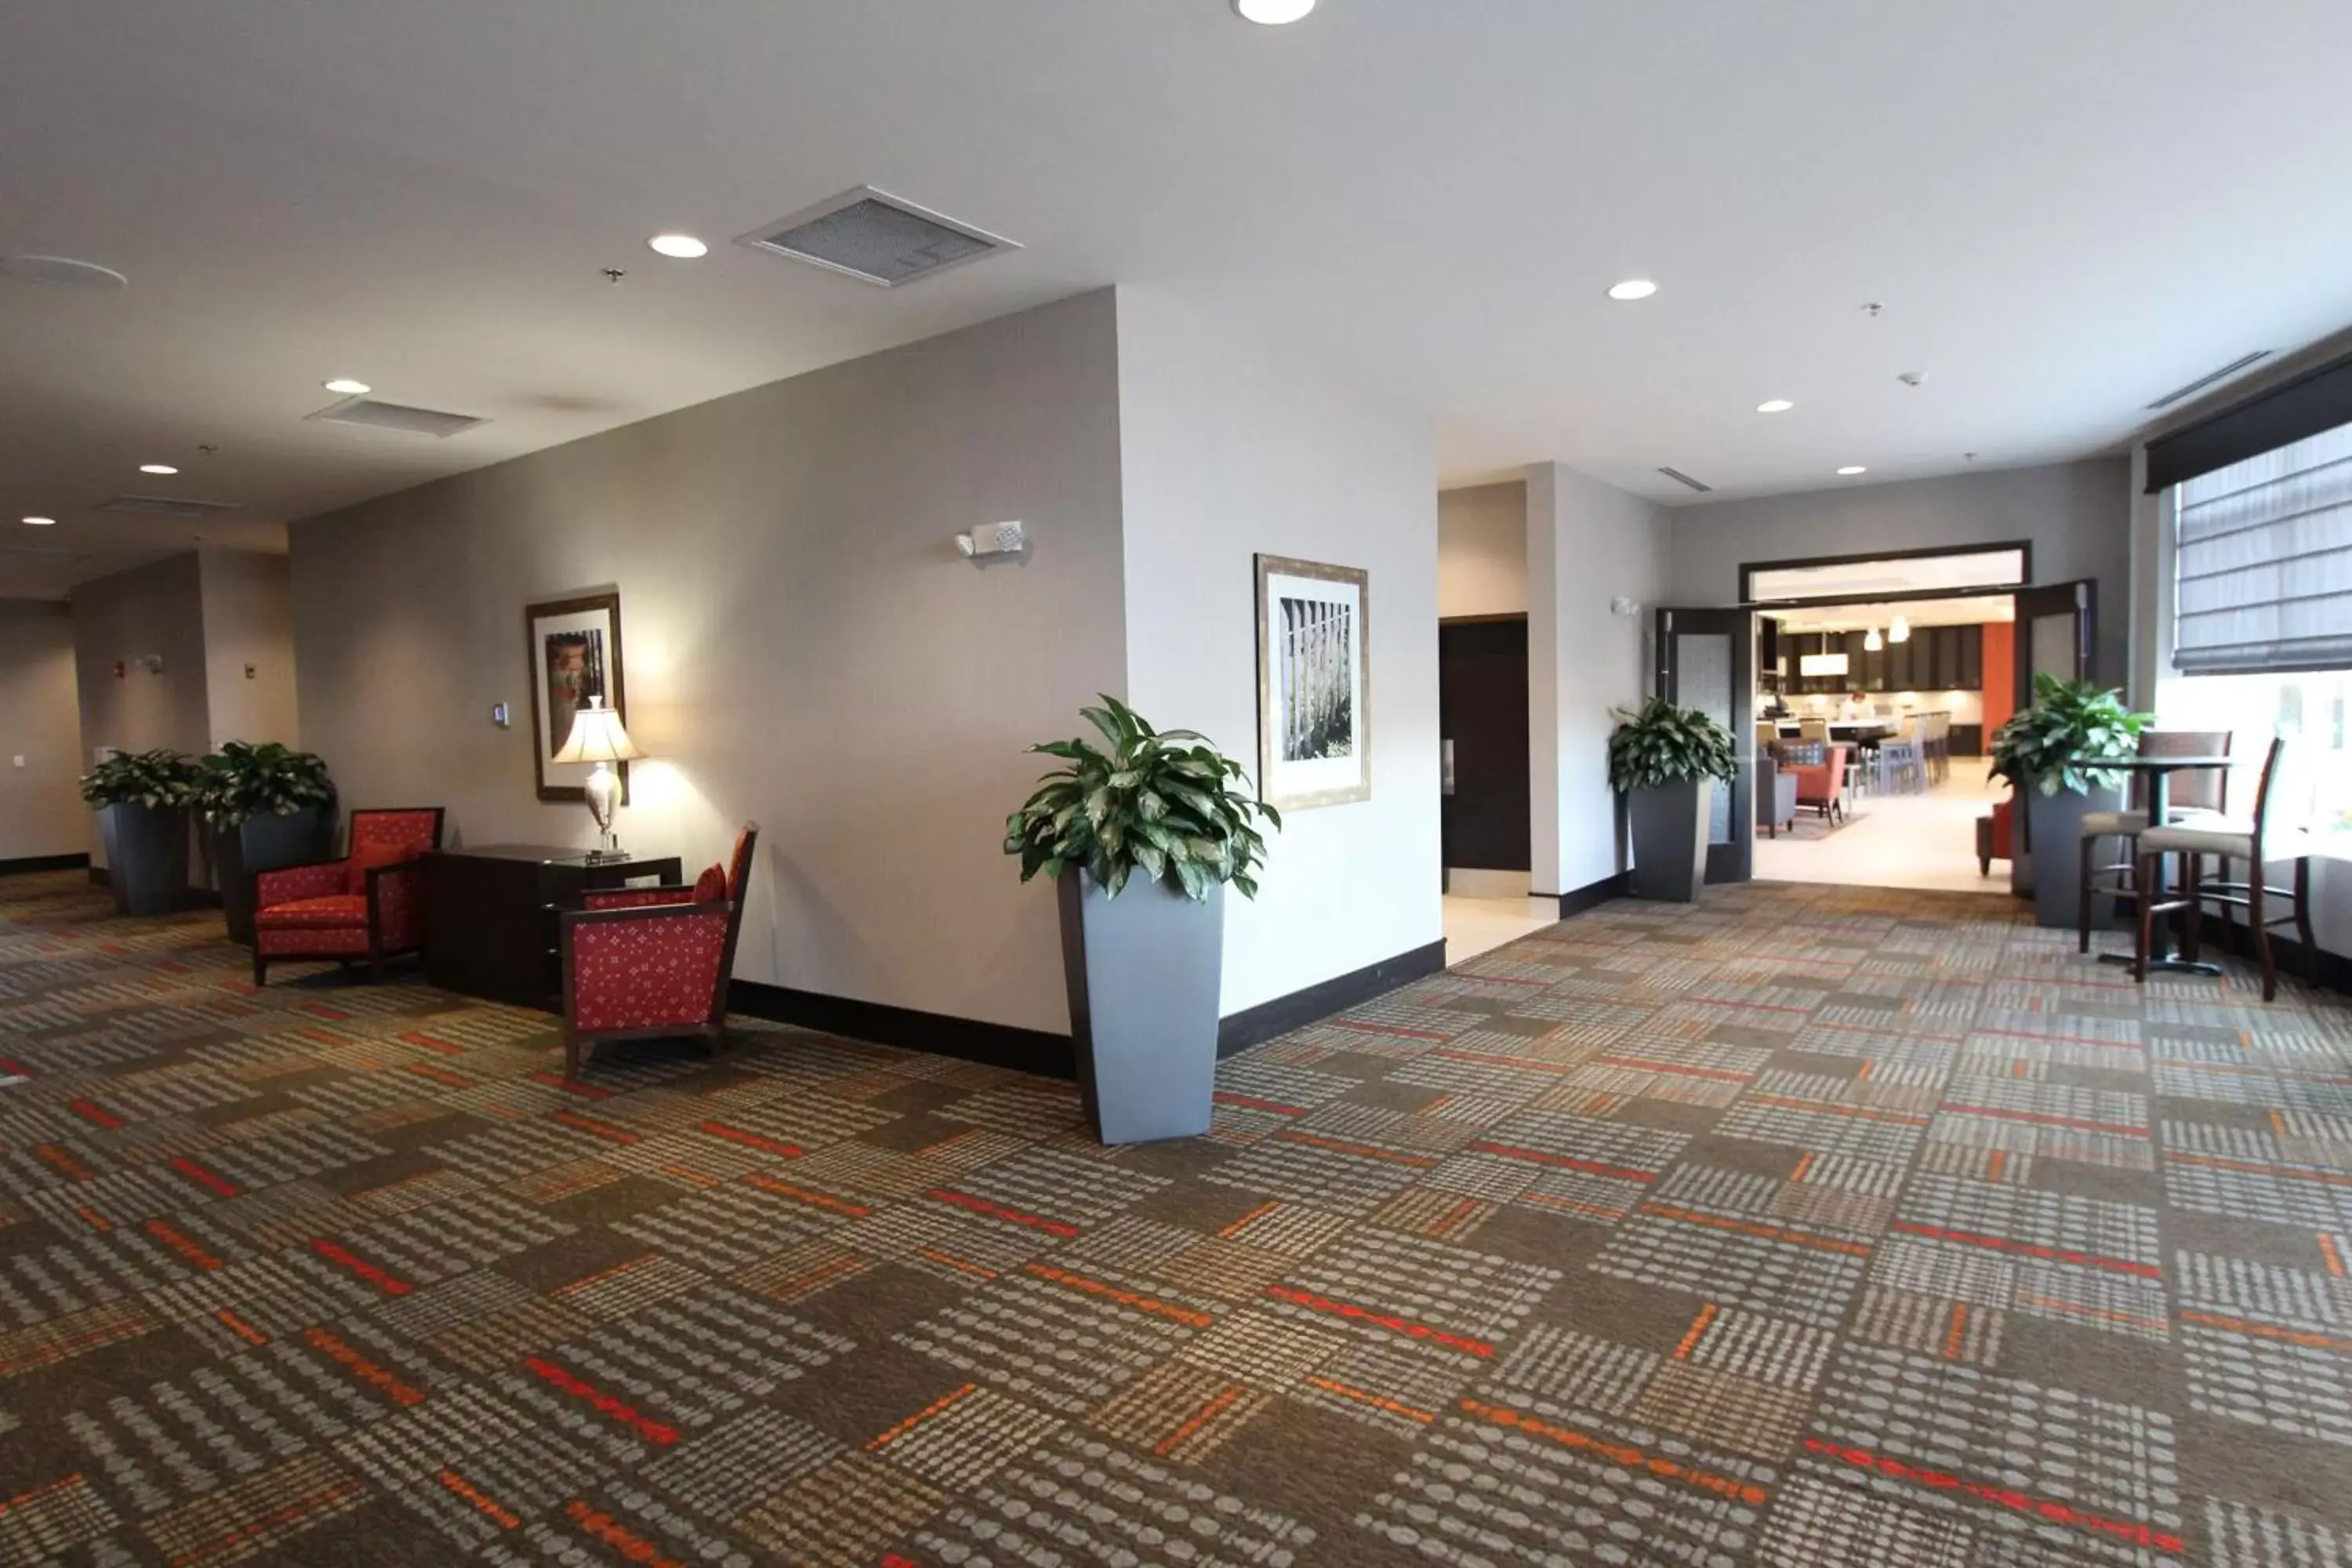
[5,869,2352,1564]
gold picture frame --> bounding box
[524,590,629,804]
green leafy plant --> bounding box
[1988,673,2152,798]
[1005,695,1280,901]
[194,742,336,826]
[1606,695,1738,792]
[79,749,199,811]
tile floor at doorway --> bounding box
[1755,754,2013,894]
[1442,894,1558,962]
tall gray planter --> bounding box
[1627,778,1711,902]
[100,802,191,916]
[1057,872,1224,1145]
[2025,782,2124,931]
[212,805,336,946]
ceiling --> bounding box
[1766,595,2014,634]
[7,0,2352,599]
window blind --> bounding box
[2173,416,2352,674]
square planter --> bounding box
[212,805,337,945]
[1057,871,1224,1145]
[99,802,191,916]
[1627,778,1712,902]
[2025,782,2125,931]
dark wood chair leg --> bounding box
[2214,856,2236,951]
[563,1027,583,1080]
[2078,834,2097,954]
[2132,851,2157,982]
[2180,855,2202,961]
[2249,872,2275,1002]
[2295,857,2319,985]
[252,952,267,987]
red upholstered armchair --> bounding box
[1977,795,2014,877]
[252,808,445,985]
[1777,742,1848,824]
[558,824,758,1077]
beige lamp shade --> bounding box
[550,696,644,764]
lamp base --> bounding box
[583,763,624,864]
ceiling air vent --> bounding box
[98,495,243,519]
[2145,350,2270,412]
[1657,466,1714,494]
[737,187,1018,288]
[306,397,488,437]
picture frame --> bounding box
[524,590,629,804]
[1255,554,1371,810]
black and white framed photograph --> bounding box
[1255,554,1370,810]
[524,590,629,803]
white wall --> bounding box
[1439,481,1527,618]
[0,601,85,862]
[1526,463,1667,898]
[1116,289,1442,1014]
[292,290,1128,1034]
[1667,460,2133,691]
[71,554,215,867]
[198,550,299,749]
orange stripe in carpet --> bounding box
[1304,1376,1435,1424]
[917,1247,996,1280]
[1461,1399,1769,1505]
[1744,1093,1927,1127]
[1790,1152,1817,1182]
[1213,1091,1308,1115]
[1028,1263,1214,1327]
[1273,1131,1435,1168]
[1265,1285,1490,1356]
[1467,1142,1658,1183]
[2181,1308,2352,1354]
[1672,1303,1719,1359]
[742,1174,869,1217]
[1642,1203,1872,1258]
[1219,1201,1280,1238]
[170,1157,241,1197]
[214,1309,267,1346]
[867,1383,977,1449]
[527,1359,678,1446]
[1803,1438,2181,1552]
[1943,1302,1969,1360]
[1158,1385,1243,1454]
[437,1470,518,1530]
[2320,1233,2347,1279]
[1889,1219,2154,1278]
[165,1480,365,1567]
[565,1501,686,1568]
[698,1121,804,1158]
[925,1188,1078,1237]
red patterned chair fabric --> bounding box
[252,808,445,985]
[559,824,759,1077]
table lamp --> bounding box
[550,695,643,861]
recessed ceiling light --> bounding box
[21,516,56,527]
[1606,278,1658,302]
[1756,398,1795,414]
[648,233,710,260]
[1835,465,1867,476]
[1232,0,1315,21]
[140,463,179,475]
[323,378,371,396]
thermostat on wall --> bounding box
[955,520,1029,567]
[490,702,510,729]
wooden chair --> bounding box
[252,808,445,985]
[2077,730,2231,955]
[557,824,758,1076]
[2133,739,2316,1000]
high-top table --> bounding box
[2091,754,2234,975]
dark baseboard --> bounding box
[88,866,111,887]
[1217,938,1450,1059]
[1533,872,1631,920]
[728,979,1076,1080]
[0,852,90,877]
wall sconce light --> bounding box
[955,520,1029,568]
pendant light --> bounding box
[1864,626,1884,652]
[1889,613,1911,643]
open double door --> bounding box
[1654,580,2096,887]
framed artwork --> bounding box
[1255,554,1370,810]
[524,590,629,803]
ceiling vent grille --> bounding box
[307,397,488,437]
[738,187,1018,288]
[1657,466,1714,493]
[2145,350,2271,411]
[97,495,243,518]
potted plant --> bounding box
[79,749,200,916]
[1005,695,1279,1145]
[1988,673,2151,930]
[195,742,338,945]
[1608,695,1738,902]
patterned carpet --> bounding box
[5,871,2352,1567]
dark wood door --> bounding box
[1439,618,1531,876]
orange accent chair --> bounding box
[252,808,445,985]
[557,825,759,1077]
[1977,796,2013,877]
[1779,742,1847,825]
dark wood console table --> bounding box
[422,845,683,1009]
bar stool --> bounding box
[2134,736,2317,1001]
[2078,729,2231,955]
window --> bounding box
[2151,668,2352,833]
[2172,416,2352,674]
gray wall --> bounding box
[199,550,299,749]
[0,601,85,862]
[1438,481,1527,618]
[71,554,214,866]
[1667,459,2133,688]
[289,290,1129,1035]
[1117,289,1442,1013]
[1527,464,1668,895]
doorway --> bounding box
[1438,615,1552,960]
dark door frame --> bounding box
[1655,605,1755,884]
